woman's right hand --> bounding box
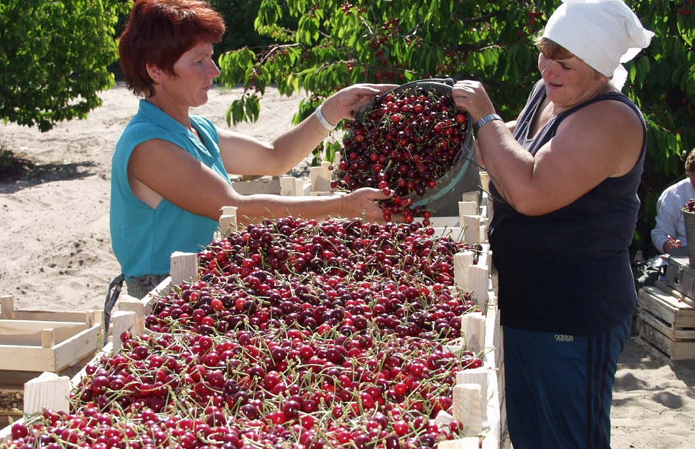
[321,84,399,126]
[451,80,497,123]
[342,187,391,223]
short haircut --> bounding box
[536,37,574,60]
[119,0,225,97]
[685,148,695,174]
[535,37,603,80]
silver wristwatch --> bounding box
[474,113,502,135]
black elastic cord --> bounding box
[103,273,125,342]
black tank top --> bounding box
[489,80,646,335]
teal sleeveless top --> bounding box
[110,100,231,279]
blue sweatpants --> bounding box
[503,318,631,449]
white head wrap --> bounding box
[542,0,654,90]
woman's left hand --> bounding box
[321,84,398,125]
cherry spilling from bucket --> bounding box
[332,84,470,223]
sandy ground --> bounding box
[0,85,693,447]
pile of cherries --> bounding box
[7,218,484,449]
[332,85,470,223]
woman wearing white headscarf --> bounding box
[452,1,653,448]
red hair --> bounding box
[119,0,225,97]
[536,37,603,79]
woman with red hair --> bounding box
[110,0,394,298]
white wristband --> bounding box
[315,104,338,131]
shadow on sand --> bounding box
[0,154,98,193]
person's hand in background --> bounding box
[663,235,682,253]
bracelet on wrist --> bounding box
[474,113,502,135]
[316,104,338,131]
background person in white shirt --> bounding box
[651,148,695,253]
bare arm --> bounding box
[454,81,643,216]
[128,139,390,225]
[475,120,517,170]
[218,84,397,176]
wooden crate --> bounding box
[229,175,282,195]
[0,295,103,373]
[663,253,695,308]
[655,279,695,308]
[0,309,136,433]
[452,292,508,449]
[636,286,695,360]
[3,196,507,447]
[229,174,317,197]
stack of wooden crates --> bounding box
[0,295,105,427]
[636,252,695,360]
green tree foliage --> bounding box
[0,0,130,132]
[218,0,694,254]
[209,0,299,53]
[219,1,556,125]
[627,0,695,254]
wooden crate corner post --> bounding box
[280,176,308,197]
[0,295,15,319]
[479,172,490,192]
[310,163,333,193]
[454,251,475,291]
[461,191,480,208]
[321,161,332,180]
[23,372,71,415]
[478,173,494,220]
[281,176,298,196]
[109,310,137,353]
[117,294,149,337]
[461,312,487,355]
[170,251,199,287]
[454,250,489,307]
[458,201,478,219]
[460,215,482,246]
[456,367,492,422]
[218,206,238,238]
[453,383,484,435]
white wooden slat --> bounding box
[454,250,476,291]
[24,372,71,414]
[459,201,478,218]
[51,324,102,372]
[280,176,298,196]
[462,191,480,207]
[453,384,483,435]
[456,367,492,421]
[462,215,481,244]
[170,252,198,287]
[438,438,480,449]
[0,295,15,319]
[461,312,486,354]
